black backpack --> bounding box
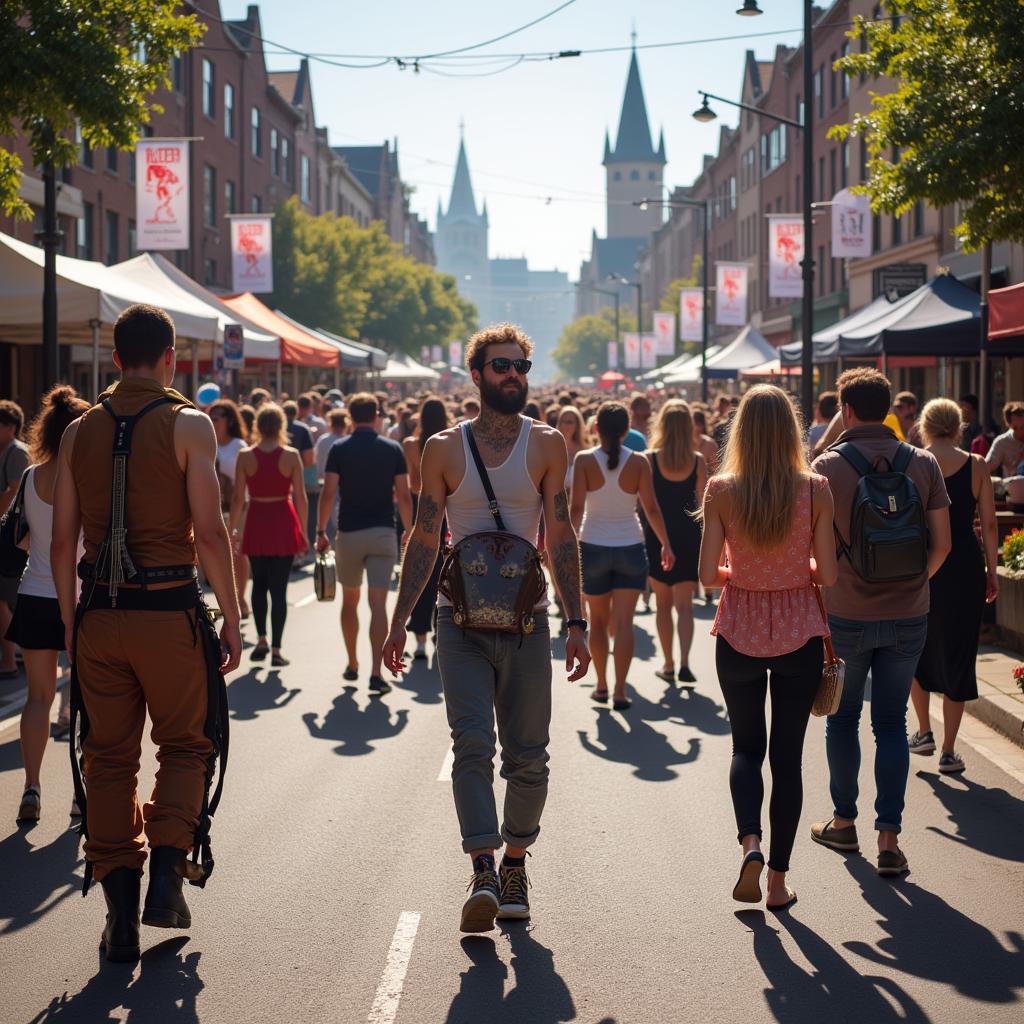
[832,441,928,583]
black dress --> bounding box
[641,452,701,585]
[916,457,985,701]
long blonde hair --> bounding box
[715,385,808,549]
[650,399,695,473]
[556,405,589,448]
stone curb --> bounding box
[966,692,1024,749]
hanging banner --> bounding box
[223,324,244,369]
[715,263,748,326]
[623,333,641,370]
[420,345,430,363]
[652,312,676,356]
[607,341,618,369]
[680,288,704,342]
[831,188,872,258]
[768,216,804,298]
[448,340,463,367]
[640,334,657,369]
[230,214,274,294]
[136,139,189,250]
[431,345,443,363]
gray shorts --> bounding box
[336,527,397,590]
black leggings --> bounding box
[249,555,292,648]
[716,634,823,872]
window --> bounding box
[76,202,94,259]
[860,135,868,180]
[892,213,903,246]
[629,169,639,181]
[830,148,836,197]
[204,258,216,286]
[300,154,311,203]
[224,82,235,140]
[841,42,850,99]
[128,219,137,256]
[281,137,291,184]
[251,194,262,213]
[818,156,825,201]
[270,128,279,176]
[761,125,787,175]
[913,201,925,238]
[251,107,261,156]
[225,179,236,215]
[105,210,118,264]
[202,59,215,118]
[203,164,216,227]
[841,141,849,188]
[818,246,825,296]
[729,175,737,212]
[106,147,117,174]
[171,55,183,92]
[647,170,657,181]
[872,212,881,254]
[815,66,824,119]
[796,93,804,127]
[612,170,621,181]
[830,52,837,108]
[77,123,93,168]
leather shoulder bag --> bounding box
[438,422,546,634]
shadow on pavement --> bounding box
[393,657,443,705]
[0,825,82,934]
[446,924,577,1024]
[302,686,409,756]
[0,735,25,774]
[916,770,1024,863]
[841,855,1024,1003]
[29,936,203,1022]
[740,909,932,1023]
[649,681,731,736]
[226,669,301,721]
[577,702,701,781]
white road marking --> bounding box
[367,911,421,1024]
[293,591,318,608]
[437,746,454,782]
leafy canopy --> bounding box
[832,0,1024,250]
[0,1,204,216]
[552,306,637,379]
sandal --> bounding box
[343,667,359,681]
[590,689,609,704]
[732,851,765,903]
[612,698,632,712]
[250,642,270,662]
[655,668,676,683]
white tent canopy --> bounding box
[702,325,777,379]
[379,352,441,382]
[659,345,724,384]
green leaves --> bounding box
[552,306,636,379]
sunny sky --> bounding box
[248,1,817,277]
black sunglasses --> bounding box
[484,357,532,375]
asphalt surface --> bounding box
[1,568,1023,1023]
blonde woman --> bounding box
[556,406,589,491]
[699,385,837,910]
[642,401,707,684]
[909,398,998,774]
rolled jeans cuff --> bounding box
[875,820,902,835]
[501,823,541,850]
[461,831,503,854]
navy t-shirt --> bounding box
[325,428,407,532]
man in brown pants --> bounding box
[53,303,241,963]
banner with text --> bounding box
[768,216,804,298]
[641,334,657,369]
[623,333,641,369]
[652,312,676,356]
[448,340,463,367]
[831,189,872,258]
[136,139,189,250]
[223,324,244,369]
[607,340,618,369]
[680,288,704,341]
[230,215,274,294]
[715,263,748,326]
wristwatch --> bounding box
[565,618,588,633]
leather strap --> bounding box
[463,423,508,532]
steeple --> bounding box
[603,129,611,163]
[606,48,665,165]
[446,136,480,221]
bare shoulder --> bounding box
[58,415,82,462]
[705,473,732,501]
[176,407,216,447]
[402,435,418,454]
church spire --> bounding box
[446,134,481,221]
[607,48,664,165]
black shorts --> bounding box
[5,594,66,650]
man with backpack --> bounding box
[810,368,950,877]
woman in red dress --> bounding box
[229,403,307,666]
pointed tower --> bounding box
[604,48,666,239]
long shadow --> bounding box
[446,924,577,1024]
[302,686,409,756]
[629,623,657,663]
[393,656,443,705]
[0,825,82,934]
[29,936,202,1022]
[916,770,1024,863]
[645,681,732,736]
[225,668,301,721]
[577,703,700,781]
[0,735,25,773]
[741,910,932,1024]
[841,855,1024,1003]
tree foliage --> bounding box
[658,256,703,314]
[0,1,204,216]
[832,0,1024,250]
[269,197,477,353]
[552,306,638,379]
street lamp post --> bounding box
[608,274,642,336]
[576,282,620,370]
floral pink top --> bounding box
[709,473,829,657]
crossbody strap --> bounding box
[464,422,508,532]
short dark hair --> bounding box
[113,303,175,369]
[837,367,892,422]
[348,392,380,425]
[1003,401,1024,426]
[328,408,348,430]
[894,390,918,409]
[282,400,298,419]
[0,400,24,434]
[817,390,839,421]
[959,393,979,413]
[297,394,312,411]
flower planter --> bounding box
[994,566,1024,657]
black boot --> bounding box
[142,846,192,929]
[100,867,142,963]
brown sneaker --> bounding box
[810,818,860,852]
[877,848,909,877]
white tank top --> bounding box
[19,466,85,600]
[579,447,643,546]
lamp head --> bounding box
[639,200,649,211]
[736,0,763,15]
[692,97,718,124]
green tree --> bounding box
[832,0,1024,250]
[0,1,204,216]
[552,306,637,379]
[658,256,703,314]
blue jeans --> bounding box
[825,615,928,834]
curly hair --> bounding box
[464,322,533,372]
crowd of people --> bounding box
[0,304,1008,949]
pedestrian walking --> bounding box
[231,403,308,667]
[642,400,707,686]
[984,401,1024,478]
[624,393,651,453]
[692,408,718,473]
[402,396,449,660]
[807,391,839,450]
[810,368,951,878]
[316,393,412,694]
[51,303,240,963]
[382,323,591,933]
[698,384,837,910]
[9,386,89,823]
[571,401,675,710]
[283,399,317,553]
[297,392,326,442]
[313,407,349,546]
[909,398,999,774]
[0,399,30,678]
[209,399,250,619]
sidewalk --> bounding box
[970,645,1024,747]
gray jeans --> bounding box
[436,607,552,853]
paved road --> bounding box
[2,569,1023,1023]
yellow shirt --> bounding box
[883,413,905,441]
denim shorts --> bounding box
[580,542,649,596]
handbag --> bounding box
[438,423,546,634]
[811,583,845,717]
[0,468,30,580]
[314,549,337,602]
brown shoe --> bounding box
[810,818,860,853]
[877,848,909,877]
